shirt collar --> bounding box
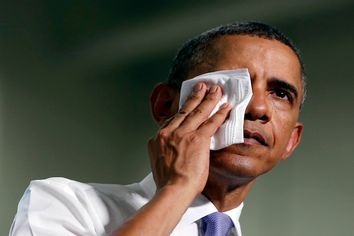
[139,173,243,231]
[175,195,243,230]
[139,173,156,199]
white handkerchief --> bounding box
[179,69,252,150]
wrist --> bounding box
[157,182,199,207]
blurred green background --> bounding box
[1,0,354,235]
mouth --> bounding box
[243,129,268,146]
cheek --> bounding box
[271,112,297,154]
[270,97,293,112]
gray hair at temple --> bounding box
[166,22,307,106]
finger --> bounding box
[177,84,223,133]
[164,82,207,130]
[197,103,232,137]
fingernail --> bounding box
[209,85,218,94]
[193,82,203,92]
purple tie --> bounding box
[201,212,235,236]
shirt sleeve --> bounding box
[9,178,106,236]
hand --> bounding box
[111,83,232,236]
[148,82,232,196]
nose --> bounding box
[244,87,272,123]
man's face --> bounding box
[189,35,304,182]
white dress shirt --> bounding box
[9,173,243,236]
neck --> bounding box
[202,172,255,211]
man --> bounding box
[10,22,305,236]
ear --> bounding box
[281,122,304,160]
[150,83,179,126]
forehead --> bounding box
[214,35,299,63]
[209,35,303,95]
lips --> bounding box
[243,129,268,146]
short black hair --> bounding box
[167,21,306,105]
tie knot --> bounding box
[201,212,235,236]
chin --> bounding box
[209,145,271,181]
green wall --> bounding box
[1,1,353,235]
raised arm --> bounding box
[111,83,231,236]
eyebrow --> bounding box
[268,78,299,100]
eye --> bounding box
[276,90,288,99]
[272,89,293,103]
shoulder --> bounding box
[10,176,153,236]
[25,177,151,205]
[26,177,152,222]
[26,177,90,195]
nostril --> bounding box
[244,112,269,122]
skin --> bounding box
[112,35,304,236]
[201,35,304,209]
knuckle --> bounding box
[179,110,187,115]
[187,133,201,143]
[202,119,212,126]
[176,110,187,118]
[188,93,202,101]
[199,114,209,121]
[158,129,169,139]
[209,114,223,124]
[205,94,219,101]
[172,130,183,140]
[191,108,203,115]
[190,108,208,119]
[192,109,208,120]
[211,112,222,119]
